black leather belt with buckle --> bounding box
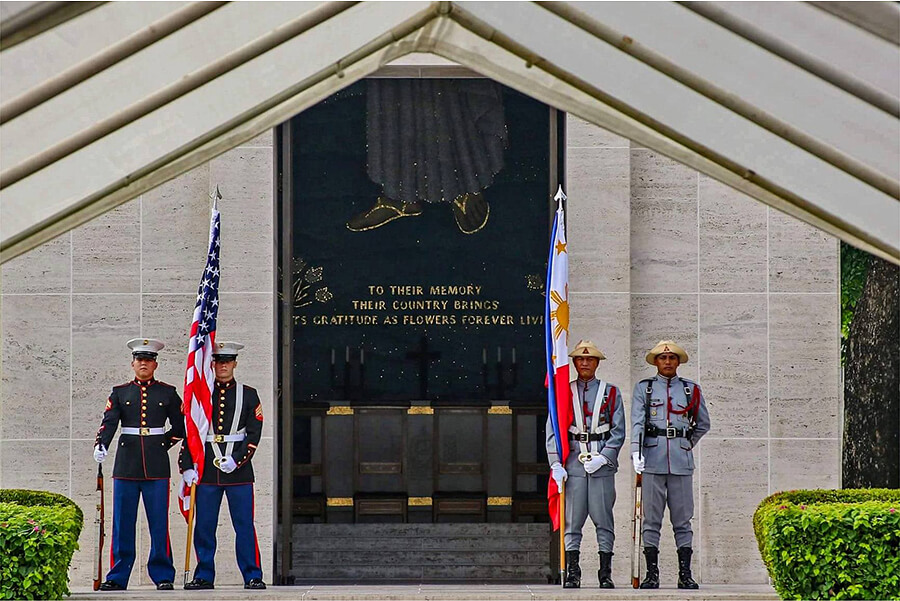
[569,432,610,442]
[645,424,690,439]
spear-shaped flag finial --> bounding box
[554,185,567,211]
[209,185,222,210]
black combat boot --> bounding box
[563,550,581,588]
[677,546,699,589]
[639,546,660,589]
[597,551,615,589]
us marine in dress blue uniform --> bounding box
[93,338,185,591]
[546,340,626,589]
[630,340,710,589]
[180,341,266,591]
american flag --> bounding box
[179,191,221,518]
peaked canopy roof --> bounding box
[1,1,898,264]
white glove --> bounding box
[632,451,645,474]
[550,462,568,492]
[182,469,199,486]
[93,444,107,463]
[218,456,237,473]
[584,454,611,474]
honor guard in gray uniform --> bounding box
[546,340,626,589]
[631,340,710,589]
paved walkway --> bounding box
[71,583,779,600]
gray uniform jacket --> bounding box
[546,378,626,477]
[630,374,710,475]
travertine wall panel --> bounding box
[0,233,70,293]
[0,295,71,440]
[629,149,698,293]
[699,294,768,438]
[769,208,838,293]
[699,176,767,293]
[769,294,840,439]
[141,165,211,294]
[71,294,141,440]
[771,439,840,491]
[700,439,769,583]
[210,148,274,293]
[72,200,140,293]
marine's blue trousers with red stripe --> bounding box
[106,478,175,587]
[192,483,262,584]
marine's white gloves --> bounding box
[583,454,611,474]
[632,451,645,474]
[182,469,199,486]
[93,444,107,463]
[218,456,237,473]
[550,462,568,492]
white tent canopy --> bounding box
[1,1,898,264]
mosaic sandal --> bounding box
[347,196,423,232]
[452,192,490,234]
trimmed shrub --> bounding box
[754,489,900,600]
[0,489,84,600]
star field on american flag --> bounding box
[190,212,220,352]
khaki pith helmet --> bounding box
[568,339,606,360]
[645,339,689,365]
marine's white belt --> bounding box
[121,427,165,436]
[206,432,246,443]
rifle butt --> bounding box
[631,472,643,589]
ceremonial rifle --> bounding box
[631,432,643,588]
[93,464,105,591]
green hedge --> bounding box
[0,489,84,600]
[754,489,900,600]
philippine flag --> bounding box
[546,187,572,531]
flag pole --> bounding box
[559,483,566,584]
[183,484,197,586]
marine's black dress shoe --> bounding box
[156,581,173,590]
[244,578,267,590]
[183,578,214,590]
[99,581,125,591]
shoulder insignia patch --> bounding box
[255,405,263,421]
[105,398,112,411]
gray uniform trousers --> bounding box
[565,472,617,552]
[641,473,694,548]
